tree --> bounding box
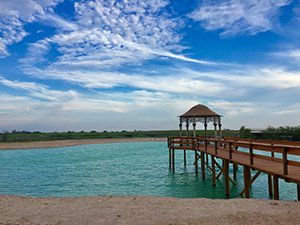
[239,126,252,138]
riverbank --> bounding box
[0,138,166,150]
[0,195,299,225]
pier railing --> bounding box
[168,136,300,200]
[168,136,300,178]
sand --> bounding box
[0,138,166,150]
[0,195,299,225]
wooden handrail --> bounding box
[168,136,300,176]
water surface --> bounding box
[0,142,297,200]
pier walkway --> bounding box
[167,136,300,200]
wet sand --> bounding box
[0,195,299,225]
[0,138,166,150]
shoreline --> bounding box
[1,195,299,225]
[0,137,166,150]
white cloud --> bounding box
[0,88,200,131]
[183,66,300,90]
[0,0,76,57]
[189,0,291,37]
[20,0,216,74]
[0,77,78,101]
[271,49,300,63]
[209,100,255,117]
[23,67,225,96]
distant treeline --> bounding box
[0,129,238,142]
[3,126,299,142]
[239,126,300,141]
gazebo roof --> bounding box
[180,104,221,118]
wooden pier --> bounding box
[167,136,300,200]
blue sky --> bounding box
[1,0,300,132]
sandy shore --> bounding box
[0,138,166,150]
[0,195,299,225]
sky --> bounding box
[0,0,300,132]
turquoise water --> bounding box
[0,142,298,200]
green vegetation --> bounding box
[238,126,300,141]
[3,126,300,142]
[0,129,238,142]
[238,126,253,138]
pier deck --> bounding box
[168,136,300,200]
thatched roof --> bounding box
[180,104,221,118]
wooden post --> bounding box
[201,152,205,179]
[218,117,222,138]
[213,117,217,138]
[283,147,288,175]
[172,148,175,173]
[224,159,230,198]
[211,155,216,186]
[297,184,300,201]
[243,165,251,198]
[184,150,187,167]
[186,119,189,136]
[195,150,198,174]
[192,117,196,137]
[179,122,182,136]
[273,175,279,200]
[249,143,254,165]
[214,140,218,155]
[271,143,275,158]
[206,153,209,165]
[268,175,273,197]
[229,142,232,159]
[169,148,172,169]
[233,163,237,180]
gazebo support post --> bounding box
[204,118,209,165]
[179,120,182,137]
[213,117,218,138]
[193,117,196,137]
[186,119,189,136]
[218,117,222,138]
[193,117,198,173]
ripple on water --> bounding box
[0,142,298,200]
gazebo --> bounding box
[179,104,222,138]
